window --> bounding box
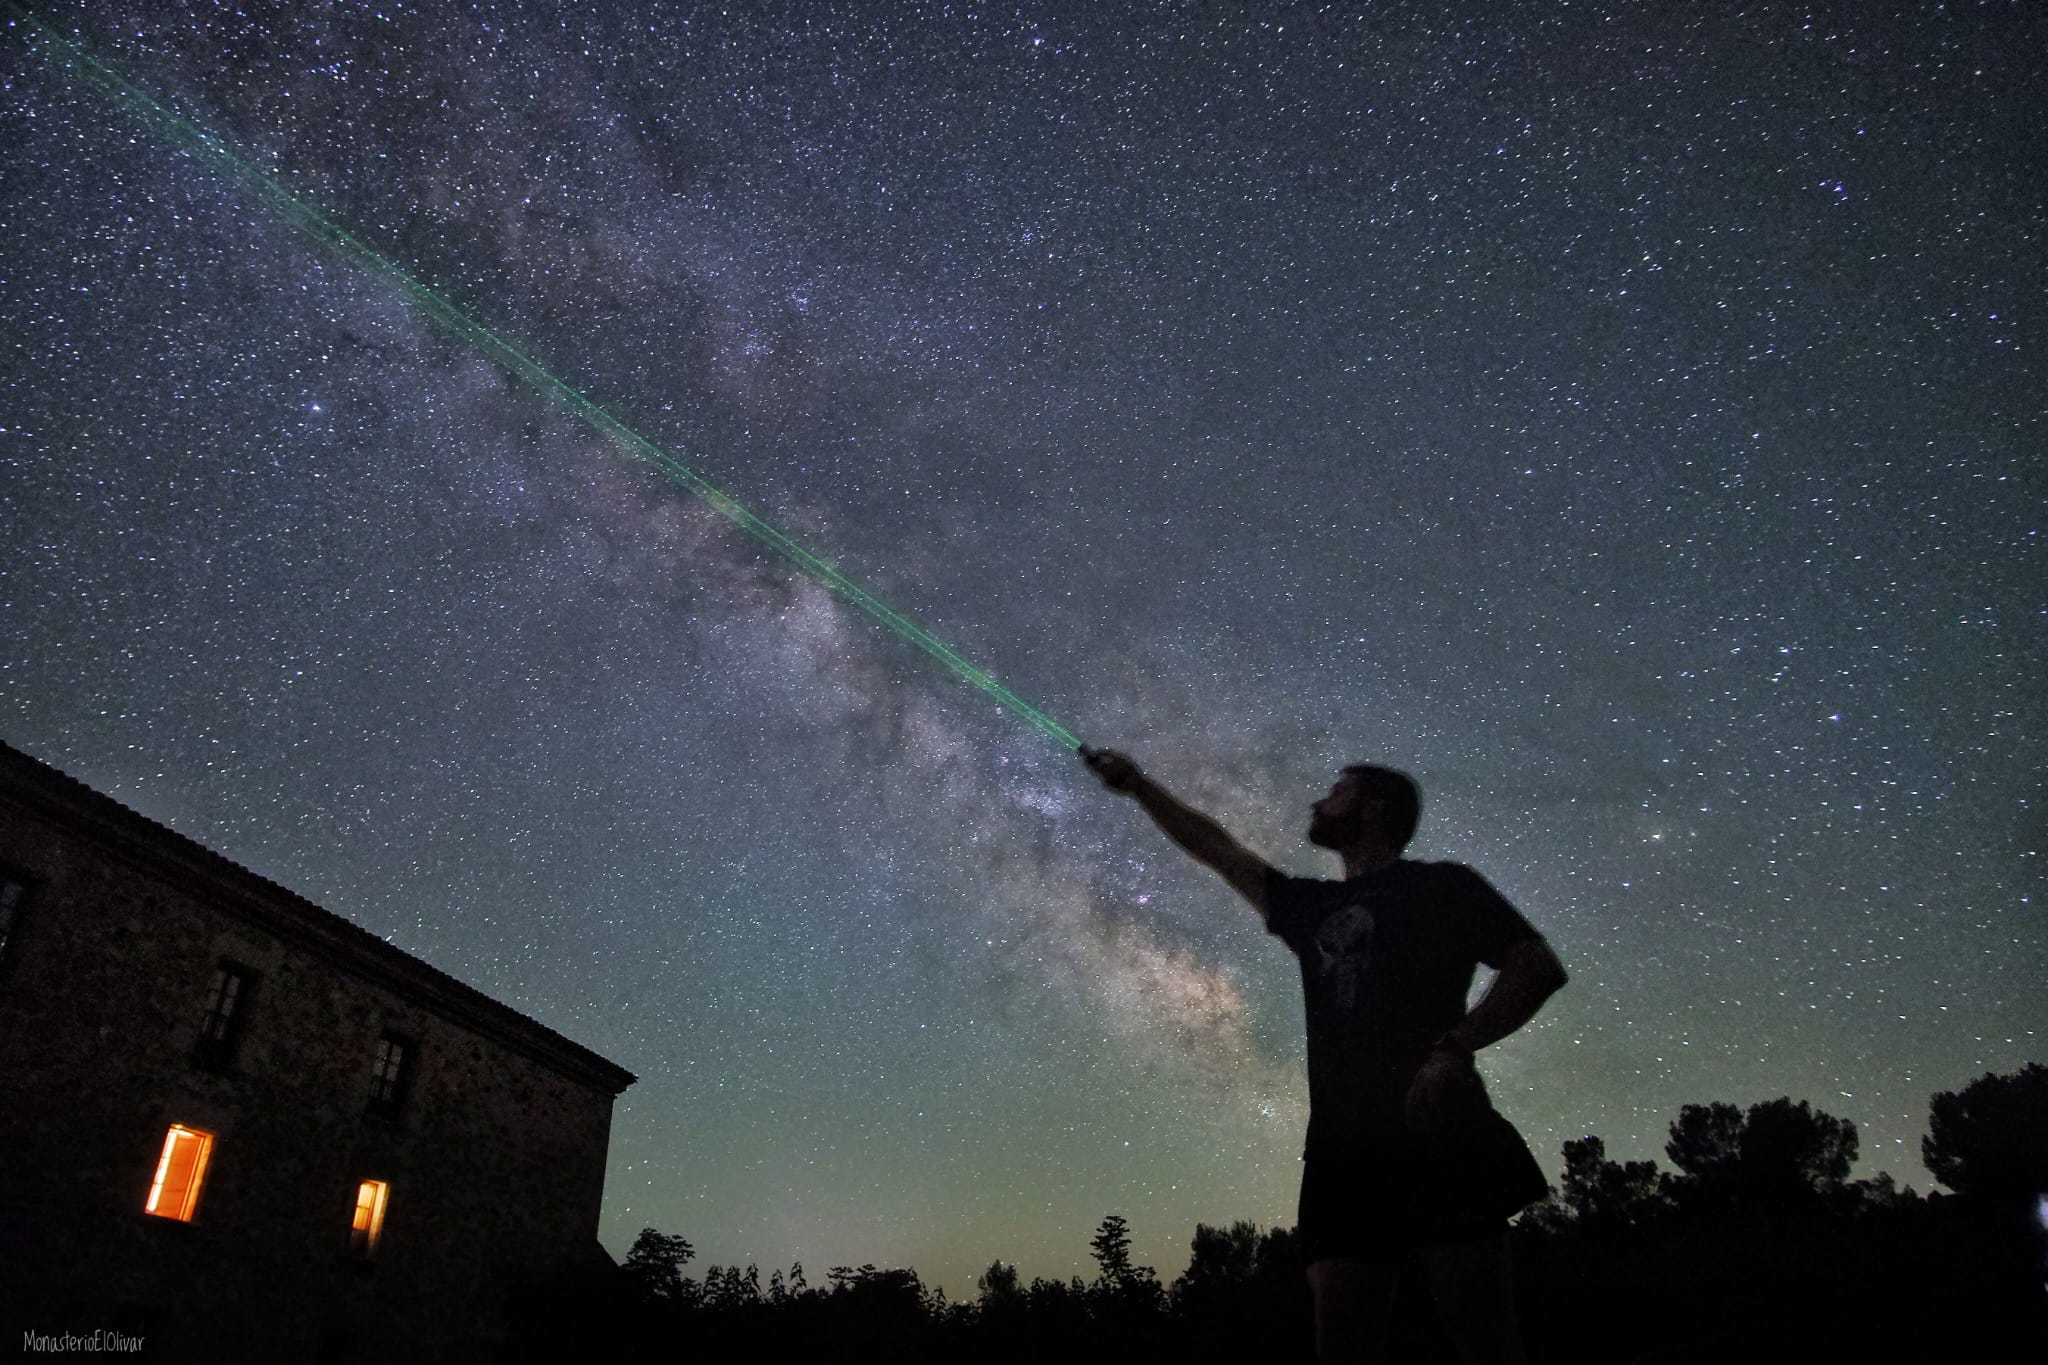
[0,870,27,968]
[366,1033,413,1119]
[192,962,255,1071]
[144,1125,214,1221]
[349,1179,390,1257]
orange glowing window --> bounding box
[144,1125,214,1221]
[349,1179,390,1257]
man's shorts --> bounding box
[1296,1111,1549,1264]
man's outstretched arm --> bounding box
[1081,747,1275,915]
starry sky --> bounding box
[2,0,2041,1293]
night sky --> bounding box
[2,1,2041,1293]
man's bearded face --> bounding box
[1308,778,1368,849]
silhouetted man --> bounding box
[1082,749,1566,1365]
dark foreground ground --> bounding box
[527,1190,2046,1364]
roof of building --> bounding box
[0,739,636,1096]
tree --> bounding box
[1837,1169,1918,1216]
[976,1260,1023,1305]
[1174,1220,1261,1303]
[1170,1219,1306,1330]
[1557,1135,1672,1225]
[1738,1097,1856,1200]
[1924,1062,2048,1196]
[620,1227,695,1304]
[1665,1098,1857,1208]
[1089,1213,1137,1285]
[701,1263,763,1309]
[1088,1213,1164,1318]
[821,1264,935,1344]
[1665,1102,1745,1188]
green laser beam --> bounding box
[6,4,1081,752]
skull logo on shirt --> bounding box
[1310,903,1375,1009]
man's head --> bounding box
[1308,764,1422,854]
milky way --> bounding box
[2,1,2041,1291]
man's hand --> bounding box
[1403,1049,1490,1131]
[1080,746,1143,794]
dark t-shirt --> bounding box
[1265,860,1540,1152]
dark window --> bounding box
[366,1033,413,1119]
[192,962,255,1072]
[0,871,28,967]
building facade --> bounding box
[0,742,636,1362]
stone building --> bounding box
[0,741,636,1362]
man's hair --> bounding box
[1340,764,1422,849]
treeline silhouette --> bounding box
[519,1064,2047,1362]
